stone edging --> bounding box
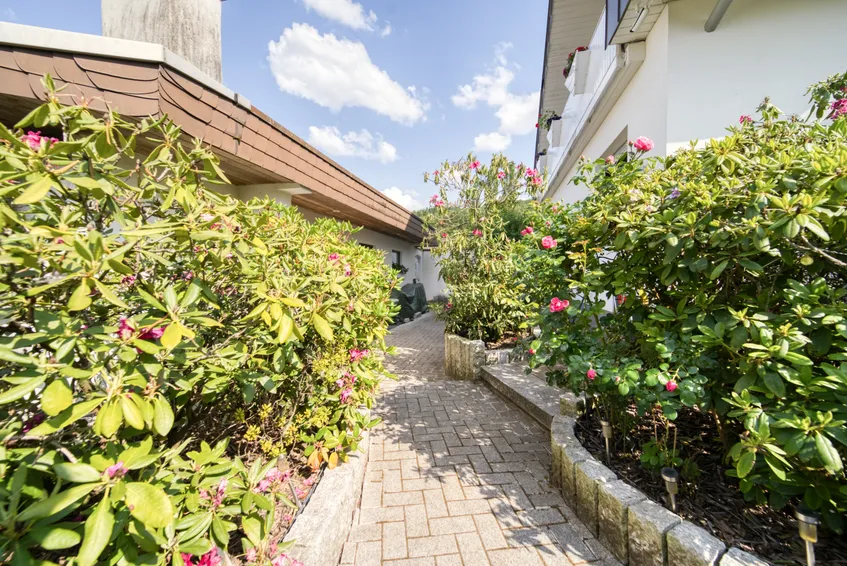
[551,413,769,566]
[282,431,370,566]
[444,333,520,380]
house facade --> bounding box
[0,0,427,289]
[536,0,847,204]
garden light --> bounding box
[600,419,612,464]
[661,467,679,512]
[795,507,819,566]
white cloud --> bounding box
[308,126,398,164]
[473,132,511,153]
[380,23,392,37]
[267,24,428,125]
[302,0,378,31]
[382,187,424,211]
[453,45,540,150]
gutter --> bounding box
[704,0,734,32]
[534,0,556,168]
[542,41,646,200]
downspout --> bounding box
[704,0,733,32]
[534,0,555,169]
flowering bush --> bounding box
[525,75,847,530]
[420,154,540,343]
[0,78,395,564]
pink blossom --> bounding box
[303,475,316,487]
[441,232,448,238]
[350,349,369,362]
[284,514,293,522]
[528,348,536,355]
[497,171,506,179]
[340,388,353,403]
[446,302,453,309]
[666,381,678,392]
[182,553,195,566]
[121,275,136,286]
[531,176,543,186]
[197,548,221,566]
[245,548,257,563]
[606,155,615,164]
[138,326,165,340]
[470,160,481,170]
[105,461,128,479]
[433,170,440,176]
[21,412,45,433]
[255,479,272,493]
[22,131,58,151]
[739,115,753,125]
[541,236,557,249]
[525,168,537,178]
[472,228,482,237]
[117,318,134,340]
[552,205,559,213]
[616,294,626,306]
[429,194,440,205]
[344,264,352,277]
[586,369,597,380]
[831,99,847,118]
[549,298,569,313]
[182,271,194,281]
[632,136,654,152]
[296,487,306,499]
[328,253,340,261]
[290,560,304,566]
[271,557,286,566]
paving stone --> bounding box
[574,458,617,536]
[488,547,544,566]
[348,522,382,542]
[628,500,680,566]
[447,499,491,516]
[598,479,646,563]
[359,506,405,524]
[435,555,463,566]
[473,513,510,550]
[423,489,449,519]
[517,508,566,527]
[406,504,430,538]
[719,547,769,566]
[547,523,597,564]
[456,532,490,565]
[355,540,382,566]
[407,535,459,558]
[428,515,476,535]
[667,521,726,566]
[383,521,409,560]
[384,491,424,507]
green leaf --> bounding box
[29,398,104,437]
[311,313,333,341]
[77,496,115,566]
[92,279,128,308]
[54,462,103,483]
[736,451,756,478]
[815,432,843,474]
[709,260,729,280]
[0,374,47,404]
[29,526,82,550]
[153,396,175,436]
[125,483,174,528]
[41,380,74,416]
[161,323,181,350]
[281,297,306,308]
[121,396,145,430]
[17,483,98,522]
[762,372,786,398]
[13,176,55,205]
[96,399,123,438]
[68,279,93,311]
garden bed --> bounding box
[575,409,847,565]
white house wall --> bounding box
[420,250,447,300]
[549,8,669,204]
[665,0,847,153]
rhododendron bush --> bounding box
[525,74,847,530]
[420,154,540,343]
[0,79,395,565]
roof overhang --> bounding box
[0,22,423,243]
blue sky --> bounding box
[0,0,548,211]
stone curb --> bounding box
[282,431,370,566]
[444,333,518,380]
[550,414,771,565]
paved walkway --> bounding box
[341,313,618,566]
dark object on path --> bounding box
[392,283,428,324]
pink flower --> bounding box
[586,369,597,380]
[284,514,293,522]
[350,349,369,362]
[441,232,448,238]
[197,548,221,566]
[328,253,340,261]
[22,131,58,151]
[245,548,257,563]
[117,318,134,340]
[525,168,537,178]
[666,381,678,392]
[105,461,127,479]
[632,136,654,152]
[120,275,136,286]
[616,294,626,306]
[344,264,352,277]
[470,160,481,170]
[739,115,753,125]
[549,298,569,313]
[532,176,543,186]
[528,348,536,355]
[291,560,304,566]
[606,155,615,164]
[255,479,272,493]
[497,171,506,179]
[303,475,315,487]
[524,226,534,235]
[541,236,557,249]
[138,326,165,340]
[182,553,195,566]
[552,205,559,213]
[472,228,483,237]
[21,412,45,433]
[433,197,445,207]
[341,388,354,403]
[429,194,440,205]
[830,99,847,118]
[446,302,453,309]
[271,557,286,566]
[433,170,440,176]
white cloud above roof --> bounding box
[473,132,511,153]
[382,187,424,211]
[308,126,398,164]
[268,24,428,125]
[301,0,378,31]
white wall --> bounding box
[666,0,847,152]
[420,250,447,299]
[549,7,670,203]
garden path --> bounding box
[341,313,619,566]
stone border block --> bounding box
[444,333,516,380]
[667,521,726,566]
[628,499,680,566]
[719,548,770,566]
[282,432,370,566]
[598,479,647,563]
[574,459,617,536]
[560,443,592,504]
[559,391,585,417]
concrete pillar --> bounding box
[102,0,223,82]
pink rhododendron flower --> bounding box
[21,412,45,433]
[245,548,257,563]
[606,155,615,164]
[271,556,286,566]
[105,461,127,479]
[831,98,847,118]
[344,264,352,277]
[139,326,165,340]
[497,171,506,179]
[197,548,221,566]
[586,369,597,380]
[632,136,654,152]
[549,298,569,312]
[616,294,626,306]
[470,160,481,170]
[22,131,59,151]
[528,348,536,355]
[739,115,753,125]
[121,275,136,286]
[446,302,453,309]
[429,194,440,205]
[472,228,482,237]
[117,318,134,340]
[441,232,448,238]
[284,514,293,522]
[552,205,559,213]
[340,388,353,403]
[182,553,194,566]
[541,236,557,249]
[666,381,678,392]
[350,349,369,362]
[328,253,340,261]
[525,168,537,178]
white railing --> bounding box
[547,8,619,181]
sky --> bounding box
[0,0,548,212]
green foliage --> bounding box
[0,78,396,564]
[420,154,540,343]
[525,76,847,530]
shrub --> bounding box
[525,76,847,530]
[420,154,540,344]
[0,78,396,564]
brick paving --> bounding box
[342,313,619,566]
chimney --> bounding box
[101,0,223,82]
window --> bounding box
[605,0,631,46]
[359,243,374,249]
[391,250,402,265]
